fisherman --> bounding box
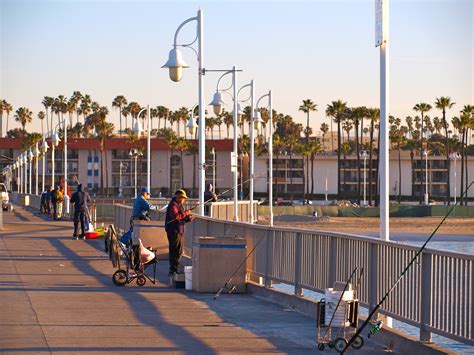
[70,184,91,240]
[165,189,194,276]
[203,183,217,216]
[131,187,155,223]
[40,186,51,215]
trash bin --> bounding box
[192,236,247,293]
[185,266,192,290]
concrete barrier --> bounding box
[133,220,169,260]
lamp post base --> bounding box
[424,194,429,205]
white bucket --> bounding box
[324,288,354,326]
[185,266,193,290]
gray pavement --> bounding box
[0,205,394,354]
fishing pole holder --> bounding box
[316,283,364,352]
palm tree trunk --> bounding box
[443,112,450,204]
[227,126,230,139]
[343,154,347,196]
[330,119,334,152]
[100,146,105,196]
[6,114,10,134]
[180,150,184,188]
[104,139,109,196]
[119,110,122,134]
[41,119,44,135]
[368,121,374,205]
[311,154,315,196]
[275,152,280,200]
[302,155,306,203]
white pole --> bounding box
[249,80,255,223]
[147,104,151,194]
[424,151,429,205]
[363,156,367,206]
[325,174,328,201]
[269,90,273,226]
[52,146,55,190]
[29,155,32,194]
[134,155,138,198]
[379,0,390,241]
[35,144,39,195]
[212,149,216,189]
[119,161,123,197]
[24,155,27,194]
[232,66,239,221]
[454,157,457,205]
[64,118,69,214]
[17,163,20,193]
[197,9,205,216]
[42,151,46,192]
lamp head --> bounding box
[253,110,263,130]
[162,47,189,82]
[186,115,198,136]
[133,120,143,135]
[41,138,49,153]
[52,130,60,147]
[209,92,225,115]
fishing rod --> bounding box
[165,174,267,224]
[341,180,474,354]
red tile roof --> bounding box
[0,137,233,151]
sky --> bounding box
[0,0,472,134]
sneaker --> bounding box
[72,235,78,240]
[81,235,86,240]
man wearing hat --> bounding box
[70,184,91,240]
[165,189,193,276]
[132,187,154,222]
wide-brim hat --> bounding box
[174,189,188,199]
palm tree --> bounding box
[435,96,455,203]
[326,100,347,198]
[341,142,352,196]
[285,134,299,203]
[42,96,54,134]
[413,103,432,203]
[78,95,91,127]
[0,100,3,137]
[308,139,322,196]
[390,119,406,203]
[14,107,33,130]
[112,95,128,134]
[367,108,379,204]
[70,91,83,125]
[156,105,169,131]
[175,137,189,187]
[223,110,233,138]
[84,106,114,196]
[66,99,76,128]
[272,133,284,199]
[299,99,317,197]
[55,95,68,128]
[38,111,46,135]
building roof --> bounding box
[0,137,233,151]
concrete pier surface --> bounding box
[1,205,404,354]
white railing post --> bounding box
[294,232,303,296]
[264,229,273,288]
[420,252,432,342]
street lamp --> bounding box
[163,9,205,215]
[41,138,49,192]
[33,143,39,195]
[23,152,28,194]
[255,90,273,226]
[359,150,369,206]
[28,149,33,195]
[211,147,216,190]
[129,148,143,198]
[118,161,128,197]
[423,150,429,205]
[450,152,461,204]
[133,106,151,194]
[51,129,60,189]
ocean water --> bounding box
[272,240,474,354]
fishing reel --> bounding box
[368,320,383,338]
[224,282,236,294]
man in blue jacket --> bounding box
[132,187,155,222]
[70,184,91,240]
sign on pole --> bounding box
[375,0,384,47]
[230,152,237,173]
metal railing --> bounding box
[113,205,473,346]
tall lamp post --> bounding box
[16,159,21,193]
[23,152,28,194]
[163,9,205,215]
[450,152,461,204]
[41,138,49,192]
[34,143,39,195]
[211,147,216,189]
[255,91,272,226]
[208,68,244,222]
[360,150,369,206]
[51,129,60,190]
[129,148,143,198]
[424,150,429,205]
[133,106,151,194]
[376,0,390,241]
[28,149,33,195]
